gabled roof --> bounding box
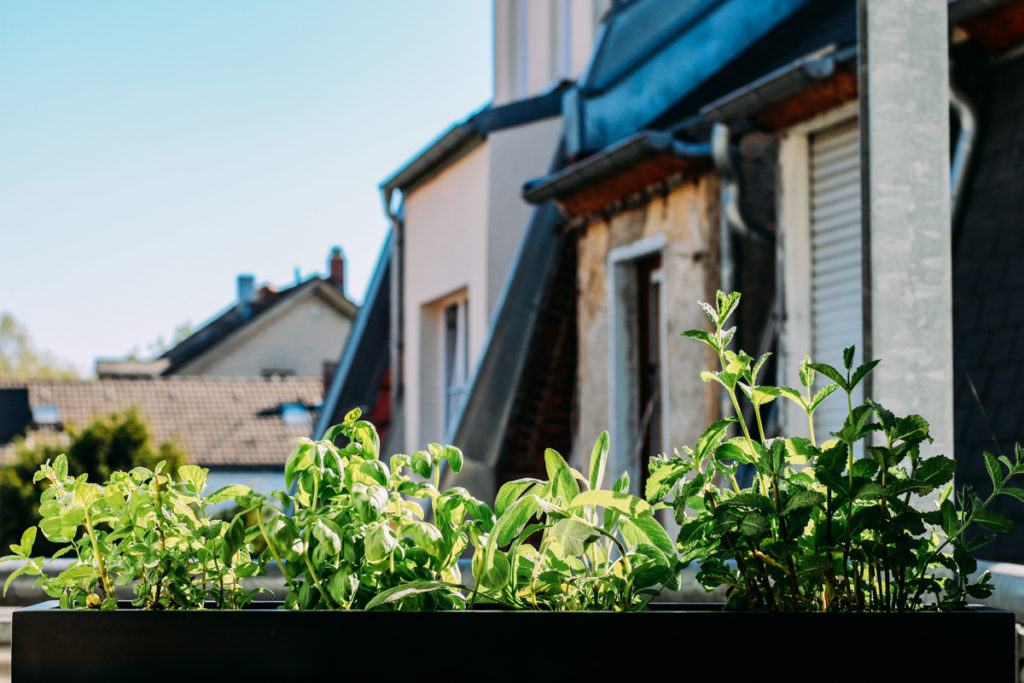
[160,277,357,375]
[0,377,323,468]
[380,83,569,196]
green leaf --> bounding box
[681,329,717,349]
[19,527,36,557]
[698,301,718,326]
[700,370,726,388]
[568,490,653,518]
[178,464,207,494]
[849,359,881,390]
[352,421,380,460]
[721,493,773,514]
[493,494,542,548]
[545,449,579,506]
[494,479,541,517]
[365,581,461,610]
[407,521,443,557]
[442,446,463,473]
[645,459,688,503]
[809,384,839,412]
[783,490,825,515]
[588,432,609,491]
[619,516,674,557]
[974,509,1014,533]
[940,499,957,537]
[410,451,433,479]
[915,456,956,489]
[222,515,246,561]
[550,518,601,556]
[284,443,313,489]
[739,513,769,539]
[798,356,814,389]
[983,452,1003,491]
[853,482,885,501]
[695,418,737,461]
[778,386,808,410]
[998,487,1024,503]
[323,422,347,444]
[808,363,846,390]
[73,483,102,508]
[716,291,741,326]
[327,569,359,606]
[842,346,855,371]
[365,523,400,563]
[206,484,252,505]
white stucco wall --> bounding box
[178,291,352,378]
[485,116,563,313]
[493,0,610,105]
[403,143,490,451]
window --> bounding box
[608,234,667,489]
[32,404,60,426]
[779,102,864,440]
[443,298,469,434]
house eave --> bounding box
[522,131,711,219]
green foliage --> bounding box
[1,455,261,609]
[650,291,1024,611]
[237,408,493,611]
[470,433,677,610]
[1,408,187,552]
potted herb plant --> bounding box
[4,293,1021,681]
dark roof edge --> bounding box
[381,84,570,194]
[699,43,857,124]
[439,141,568,499]
[949,0,1014,23]
[521,131,711,205]
[314,230,392,439]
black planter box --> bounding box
[12,600,1016,681]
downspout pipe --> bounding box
[380,186,405,455]
[949,81,977,239]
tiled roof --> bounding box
[0,377,323,468]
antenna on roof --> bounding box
[294,267,301,285]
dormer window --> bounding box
[281,403,311,427]
[32,404,60,426]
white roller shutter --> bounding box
[809,121,863,439]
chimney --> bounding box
[328,247,345,294]
[237,274,255,319]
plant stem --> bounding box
[256,511,299,597]
[83,508,114,600]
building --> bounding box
[98,247,358,382]
[318,1,609,474]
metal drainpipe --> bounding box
[381,187,405,453]
[949,81,977,241]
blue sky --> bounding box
[0,1,492,374]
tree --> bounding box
[0,313,78,379]
[0,408,188,551]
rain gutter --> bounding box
[521,130,711,206]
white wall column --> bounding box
[858,1,952,455]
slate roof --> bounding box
[160,277,356,375]
[0,377,323,468]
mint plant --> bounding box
[237,408,493,610]
[471,433,677,610]
[647,291,1024,611]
